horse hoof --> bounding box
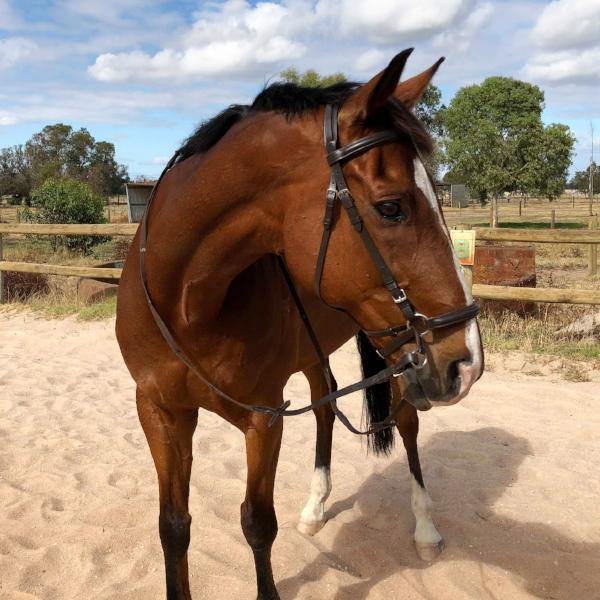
[415,539,444,561]
[297,519,325,536]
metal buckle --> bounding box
[412,352,428,370]
[393,288,408,304]
[326,188,337,203]
[409,312,430,335]
[392,350,428,377]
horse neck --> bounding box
[148,113,320,327]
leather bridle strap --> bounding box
[137,100,480,436]
[370,303,481,359]
[138,155,422,434]
[316,104,414,321]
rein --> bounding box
[138,103,479,434]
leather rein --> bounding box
[138,103,479,435]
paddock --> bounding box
[1,311,598,600]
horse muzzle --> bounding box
[399,358,480,411]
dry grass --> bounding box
[444,194,598,228]
[480,304,600,362]
[6,275,117,321]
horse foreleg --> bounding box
[137,388,198,600]
[241,413,283,600]
[396,400,444,561]
[298,365,334,536]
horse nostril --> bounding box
[447,360,462,393]
[447,360,459,382]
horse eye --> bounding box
[376,201,406,222]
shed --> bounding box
[125,182,156,223]
[451,184,469,208]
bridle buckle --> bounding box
[409,312,430,335]
[393,288,408,304]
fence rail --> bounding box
[0,223,599,305]
[472,284,599,305]
[473,227,600,244]
[0,261,122,279]
[0,223,137,236]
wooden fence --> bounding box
[0,223,599,305]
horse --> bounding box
[116,48,484,600]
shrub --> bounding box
[23,178,107,253]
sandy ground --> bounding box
[0,310,599,600]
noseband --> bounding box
[139,103,479,435]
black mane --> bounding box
[176,81,432,162]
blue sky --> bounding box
[0,0,598,178]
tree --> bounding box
[570,162,599,193]
[414,84,444,178]
[25,123,73,187]
[87,141,129,196]
[18,124,129,198]
[0,145,31,200]
[23,178,106,252]
[414,84,444,139]
[522,123,575,200]
[442,77,575,202]
[280,67,347,87]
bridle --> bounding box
[138,103,480,435]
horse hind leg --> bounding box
[396,400,444,561]
[137,387,198,600]
[297,364,334,536]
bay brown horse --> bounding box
[116,50,483,599]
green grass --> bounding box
[77,297,117,320]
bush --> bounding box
[23,178,107,253]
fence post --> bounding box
[550,209,556,229]
[0,233,4,303]
[518,200,522,217]
[589,217,598,277]
[492,197,499,228]
[16,209,20,224]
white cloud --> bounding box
[532,0,600,51]
[0,0,19,29]
[0,37,38,69]
[355,49,385,72]
[524,47,600,84]
[89,0,488,83]
[319,0,476,43]
[433,2,493,52]
[525,0,600,84]
[89,0,306,82]
[0,88,174,126]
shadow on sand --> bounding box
[278,427,599,599]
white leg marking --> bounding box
[411,474,442,546]
[298,466,331,535]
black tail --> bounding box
[356,330,395,456]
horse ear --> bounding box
[343,48,414,120]
[395,57,445,109]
